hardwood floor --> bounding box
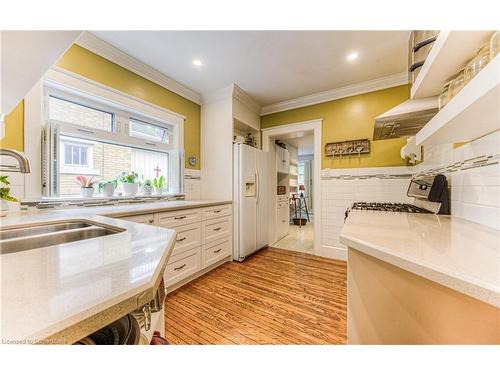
[164,247,347,344]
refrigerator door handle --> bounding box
[255,169,260,204]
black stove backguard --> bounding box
[407,174,450,215]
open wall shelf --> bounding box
[416,55,499,145]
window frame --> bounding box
[40,71,185,198]
[59,136,100,175]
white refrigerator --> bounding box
[233,143,269,261]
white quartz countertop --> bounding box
[0,199,231,343]
[340,211,500,307]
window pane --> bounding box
[48,96,113,131]
[129,118,170,144]
[80,148,88,166]
[64,144,72,164]
[72,146,80,165]
[58,136,169,196]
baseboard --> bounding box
[316,245,348,261]
[166,255,232,294]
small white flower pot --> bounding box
[154,186,163,195]
[143,185,153,195]
[102,183,116,197]
[81,187,95,198]
[122,182,139,196]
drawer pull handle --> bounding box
[148,219,154,224]
[174,264,186,271]
[176,237,187,242]
[213,210,221,213]
[213,227,222,231]
[214,248,222,254]
[174,215,187,220]
[282,220,286,223]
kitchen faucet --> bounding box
[0,148,31,173]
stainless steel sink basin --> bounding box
[0,220,125,254]
[0,221,92,240]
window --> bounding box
[43,85,183,197]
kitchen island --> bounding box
[340,210,500,344]
[0,200,231,344]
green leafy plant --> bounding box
[0,175,18,202]
[119,171,139,184]
[153,175,165,188]
[97,179,118,192]
[142,178,153,187]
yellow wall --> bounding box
[0,101,25,151]
[0,44,201,169]
[261,85,411,169]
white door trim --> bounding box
[262,119,323,256]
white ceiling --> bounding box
[91,31,409,106]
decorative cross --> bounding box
[154,165,162,177]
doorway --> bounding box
[261,119,322,256]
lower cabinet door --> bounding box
[164,248,201,287]
[202,238,231,268]
[277,206,289,239]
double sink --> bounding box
[0,219,125,254]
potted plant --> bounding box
[153,175,165,195]
[97,179,118,197]
[142,177,153,195]
[120,171,139,196]
[75,176,96,198]
[0,176,18,217]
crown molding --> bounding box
[75,32,202,105]
[260,72,409,115]
[200,85,235,105]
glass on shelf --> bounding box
[439,79,453,110]
[490,31,499,60]
[464,43,490,84]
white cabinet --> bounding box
[121,204,232,290]
[276,146,290,174]
[276,204,290,240]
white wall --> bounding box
[200,96,233,200]
[415,130,500,230]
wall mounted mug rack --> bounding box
[325,139,370,160]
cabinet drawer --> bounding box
[202,204,231,220]
[169,222,202,263]
[277,201,289,209]
[202,216,231,244]
[154,208,201,228]
[120,213,154,225]
[164,248,201,287]
[202,239,231,268]
[277,195,288,203]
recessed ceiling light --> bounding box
[346,52,359,61]
[192,59,203,67]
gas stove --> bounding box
[345,174,450,220]
[350,202,431,213]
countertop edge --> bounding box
[339,233,500,308]
[101,200,233,218]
